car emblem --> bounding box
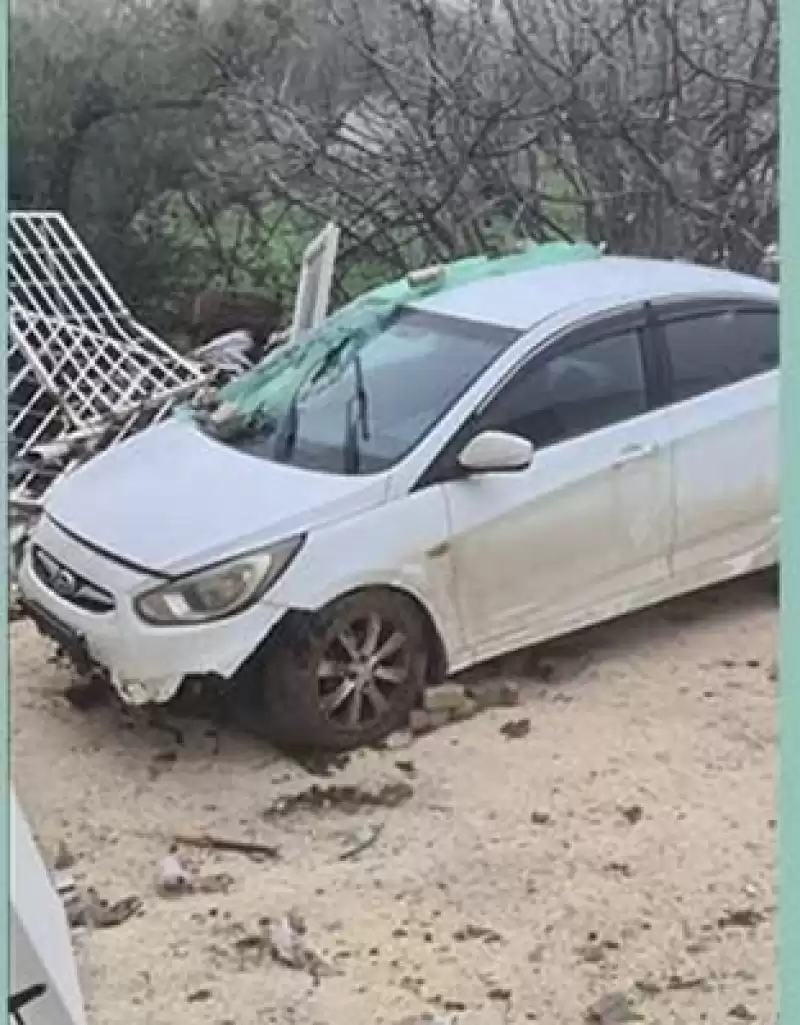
[51,567,79,598]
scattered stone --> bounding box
[265,781,414,817]
[409,709,450,735]
[449,696,479,722]
[53,840,75,871]
[576,942,606,964]
[453,923,503,943]
[500,718,531,740]
[186,989,212,1004]
[620,804,644,826]
[338,823,384,861]
[530,811,552,826]
[269,915,306,968]
[193,873,234,895]
[605,861,633,878]
[266,913,340,983]
[423,683,469,714]
[383,730,413,751]
[84,888,143,929]
[395,759,417,776]
[58,874,141,930]
[56,874,87,929]
[666,973,708,991]
[585,991,643,1023]
[728,1004,756,1021]
[464,678,521,711]
[157,854,193,897]
[718,908,765,930]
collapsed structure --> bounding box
[8,212,209,505]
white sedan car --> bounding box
[18,247,778,750]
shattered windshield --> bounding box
[193,301,521,476]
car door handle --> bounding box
[612,442,659,468]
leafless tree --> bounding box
[11,0,777,331]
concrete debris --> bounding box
[156,854,193,897]
[423,683,472,714]
[53,840,75,871]
[156,852,234,898]
[585,990,643,1023]
[728,1004,756,1021]
[57,873,142,930]
[464,678,521,710]
[267,913,340,983]
[338,822,385,861]
[500,717,531,739]
[265,781,414,817]
[619,803,644,825]
[409,708,451,735]
[717,907,766,929]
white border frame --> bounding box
[289,222,340,342]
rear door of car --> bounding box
[649,298,779,585]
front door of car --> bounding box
[434,314,673,661]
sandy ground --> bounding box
[12,575,777,1025]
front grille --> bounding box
[31,545,116,614]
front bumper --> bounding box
[18,516,287,705]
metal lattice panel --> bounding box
[9,212,207,500]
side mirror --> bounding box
[457,430,534,475]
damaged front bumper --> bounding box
[18,517,287,707]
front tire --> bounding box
[249,590,428,751]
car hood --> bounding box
[45,419,389,576]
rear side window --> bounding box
[662,307,778,402]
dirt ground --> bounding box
[12,575,777,1025]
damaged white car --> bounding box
[18,245,778,750]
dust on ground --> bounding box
[12,575,777,1025]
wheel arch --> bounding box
[264,583,449,686]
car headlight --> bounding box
[134,536,305,626]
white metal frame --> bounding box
[289,221,340,342]
[8,212,208,502]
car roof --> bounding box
[407,256,778,331]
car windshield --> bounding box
[194,301,521,475]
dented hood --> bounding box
[45,419,388,575]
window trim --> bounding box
[413,304,661,490]
[651,298,779,407]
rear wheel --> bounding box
[249,590,428,751]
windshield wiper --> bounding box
[277,333,364,464]
[343,347,370,474]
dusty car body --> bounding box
[19,243,778,749]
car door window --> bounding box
[481,329,648,448]
[662,307,778,403]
